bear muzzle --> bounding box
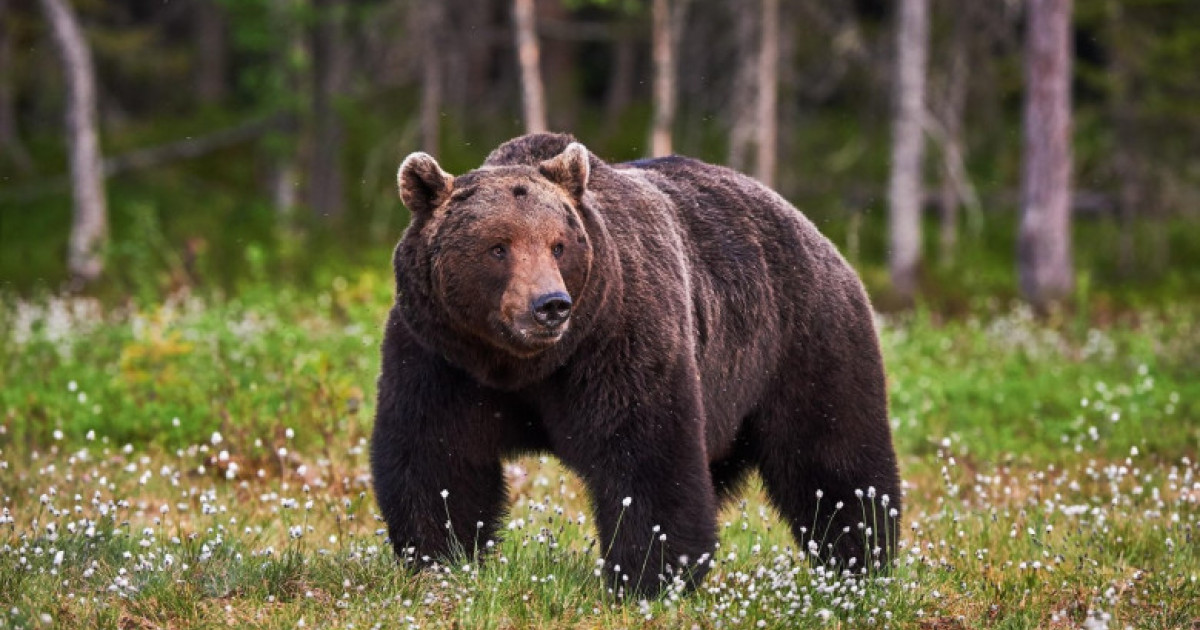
[497,290,573,356]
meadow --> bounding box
[0,277,1197,628]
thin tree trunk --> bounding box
[649,0,676,156]
[194,0,227,105]
[937,1,969,264]
[604,22,636,124]
[267,0,300,218]
[1019,0,1074,310]
[308,0,346,219]
[513,0,547,134]
[417,1,444,152]
[38,0,107,286]
[726,1,757,171]
[887,0,930,303]
[538,1,577,131]
[270,160,298,215]
[754,0,779,187]
[1107,0,1139,277]
[0,0,33,173]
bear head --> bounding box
[395,142,596,360]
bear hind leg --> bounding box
[751,395,902,574]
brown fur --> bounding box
[372,134,902,598]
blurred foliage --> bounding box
[0,0,1198,309]
[2,280,1197,461]
[0,273,390,451]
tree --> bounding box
[1019,0,1074,309]
[1104,0,1143,276]
[887,0,930,302]
[0,0,33,173]
[754,0,780,187]
[604,19,637,125]
[193,0,228,105]
[308,0,347,219]
[934,0,970,263]
[416,2,444,153]
[726,1,758,172]
[513,0,547,134]
[650,0,687,157]
[38,0,107,287]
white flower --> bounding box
[622,497,632,507]
[440,489,449,499]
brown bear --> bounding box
[371,133,901,597]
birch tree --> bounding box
[887,0,930,302]
[1019,0,1074,309]
[39,0,107,286]
[513,0,547,134]
[650,0,688,156]
[754,0,779,187]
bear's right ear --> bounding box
[538,142,590,200]
[398,152,454,216]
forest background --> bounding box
[2,0,1198,311]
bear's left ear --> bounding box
[398,152,454,216]
[538,142,590,200]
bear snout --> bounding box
[530,291,572,329]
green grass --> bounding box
[1,287,1198,628]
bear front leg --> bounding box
[559,385,719,599]
[370,334,513,566]
[371,426,507,565]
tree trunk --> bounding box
[513,0,547,134]
[270,159,299,215]
[194,0,228,105]
[38,0,107,286]
[754,0,779,187]
[726,1,757,171]
[0,0,33,173]
[1019,0,1074,310]
[308,0,346,219]
[266,0,300,218]
[1106,0,1139,277]
[937,0,969,264]
[604,21,636,124]
[649,0,677,156]
[417,1,444,152]
[887,0,930,303]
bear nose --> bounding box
[531,292,572,328]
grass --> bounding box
[1,284,1198,628]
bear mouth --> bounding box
[496,321,568,356]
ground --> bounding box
[0,278,1197,628]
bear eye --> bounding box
[552,243,564,258]
[490,244,507,260]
